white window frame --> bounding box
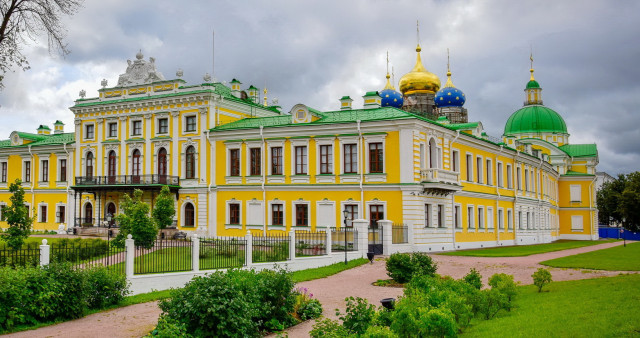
[570,184,582,202]
[476,156,483,184]
[155,114,170,135]
[268,200,286,227]
[290,139,310,177]
[56,203,66,224]
[507,209,513,230]
[39,156,50,183]
[226,200,242,225]
[497,161,503,188]
[106,121,118,139]
[478,206,485,229]
[292,200,311,228]
[38,202,48,223]
[338,136,359,175]
[467,205,475,231]
[22,159,32,185]
[245,141,263,178]
[425,203,432,228]
[451,149,460,172]
[506,164,513,189]
[487,206,494,230]
[365,200,387,222]
[465,153,473,181]
[454,204,462,229]
[130,119,143,137]
[437,204,445,228]
[225,143,242,177]
[183,114,198,133]
[486,158,492,186]
[364,134,386,174]
[571,215,583,231]
[316,138,335,176]
[58,157,68,182]
[84,123,95,140]
[340,200,362,223]
[180,200,196,227]
[498,208,504,230]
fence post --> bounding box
[378,220,393,255]
[352,219,369,257]
[245,231,253,267]
[192,234,200,272]
[289,230,296,260]
[324,227,332,255]
[39,239,50,267]
[125,234,134,278]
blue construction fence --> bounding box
[598,226,640,241]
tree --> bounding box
[596,172,640,232]
[0,0,83,89]
[152,186,175,229]
[113,189,157,249]
[2,179,35,249]
[596,174,626,225]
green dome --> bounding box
[504,105,568,136]
[526,80,540,89]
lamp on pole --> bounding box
[343,209,349,265]
[106,213,113,240]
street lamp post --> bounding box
[106,213,113,240]
[343,209,349,265]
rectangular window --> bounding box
[229,203,240,224]
[517,167,522,190]
[56,205,65,223]
[526,212,531,229]
[158,118,168,134]
[344,204,358,225]
[420,144,425,168]
[498,209,504,229]
[497,162,503,187]
[476,157,483,184]
[452,150,459,172]
[229,149,240,176]
[506,164,513,189]
[24,161,31,182]
[570,184,582,202]
[41,160,48,182]
[525,169,529,191]
[368,142,383,173]
[1,162,7,182]
[39,205,47,223]
[344,144,358,174]
[518,211,523,229]
[295,146,307,175]
[85,124,94,139]
[508,209,513,229]
[424,204,431,227]
[272,204,283,226]
[271,147,283,175]
[250,148,261,176]
[295,204,308,226]
[185,116,197,132]
[478,207,484,229]
[467,206,474,229]
[132,120,142,136]
[438,205,444,228]
[369,205,384,228]
[319,145,333,174]
[486,159,492,185]
[60,159,67,181]
[487,207,493,229]
[466,154,473,181]
[454,205,461,229]
[108,122,118,137]
[571,215,583,231]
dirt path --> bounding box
[7,241,634,338]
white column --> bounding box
[245,231,253,267]
[378,219,393,255]
[325,227,332,255]
[125,234,135,278]
[192,234,199,272]
[39,239,50,267]
[352,219,369,257]
[289,230,296,260]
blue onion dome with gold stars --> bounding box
[435,68,465,108]
[380,73,403,108]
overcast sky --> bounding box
[0,0,638,175]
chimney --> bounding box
[362,91,381,109]
[37,125,51,135]
[339,96,353,110]
[230,78,242,98]
[54,120,64,134]
[247,85,259,104]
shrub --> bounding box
[362,325,399,338]
[390,293,458,337]
[477,288,508,320]
[488,273,518,311]
[337,297,378,335]
[532,268,552,292]
[293,287,323,321]
[148,315,190,337]
[310,318,354,338]
[463,268,483,290]
[83,265,129,308]
[386,252,437,283]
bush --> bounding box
[532,268,552,292]
[83,265,129,308]
[362,325,398,338]
[310,318,354,338]
[488,273,518,311]
[463,268,483,290]
[148,315,190,337]
[386,252,437,283]
[158,268,300,337]
[337,297,377,335]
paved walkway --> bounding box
[5,240,633,338]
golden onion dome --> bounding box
[399,44,441,95]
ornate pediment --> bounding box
[117,51,165,87]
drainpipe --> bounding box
[496,145,503,245]
[450,130,460,249]
[357,120,363,205]
[261,126,266,231]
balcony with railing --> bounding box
[420,168,462,194]
[74,175,180,187]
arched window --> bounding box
[184,202,195,227]
[105,202,116,226]
[84,203,93,225]
[428,139,438,169]
[132,149,141,183]
[86,152,94,178]
[185,146,195,179]
[108,151,117,182]
[158,148,167,183]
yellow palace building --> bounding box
[0,45,599,250]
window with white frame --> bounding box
[516,167,522,190]
[41,159,49,182]
[476,156,483,184]
[229,148,240,176]
[571,215,583,231]
[271,203,284,226]
[131,120,142,136]
[498,208,504,229]
[451,150,459,172]
[185,115,197,132]
[466,154,473,181]
[249,147,261,176]
[437,205,445,228]
[24,160,31,182]
[507,209,513,229]
[478,206,484,229]
[487,207,494,229]
[39,204,47,223]
[246,200,264,226]
[294,146,308,175]
[344,204,358,224]
[108,122,118,138]
[343,143,358,174]
[319,144,333,174]
[85,124,95,140]
[497,162,503,187]
[570,184,582,202]
[486,159,492,185]
[271,146,283,175]
[56,205,65,223]
[294,203,309,226]
[518,211,523,229]
[59,159,67,181]
[454,205,461,228]
[183,202,195,227]
[1,162,6,182]
[368,142,384,173]
[467,205,474,229]
[157,118,169,134]
[425,204,432,227]
[228,202,241,225]
[525,168,529,191]
[526,211,531,229]
[506,164,512,189]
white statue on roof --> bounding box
[116,50,165,87]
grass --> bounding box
[291,258,369,282]
[541,241,640,271]
[463,274,640,337]
[438,239,616,257]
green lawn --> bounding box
[292,258,369,282]
[463,274,640,337]
[541,241,640,271]
[438,240,616,257]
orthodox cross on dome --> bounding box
[116,50,166,87]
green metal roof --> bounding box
[38,125,51,130]
[340,96,352,100]
[16,132,47,141]
[448,122,479,130]
[363,91,379,97]
[504,105,568,136]
[559,144,598,158]
[562,170,595,177]
[526,80,540,89]
[0,132,74,149]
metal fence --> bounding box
[392,224,409,244]
[330,227,358,252]
[295,231,327,257]
[134,238,193,275]
[199,237,246,270]
[252,234,290,263]
[50,239,125,274]
[0,246,40,268]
